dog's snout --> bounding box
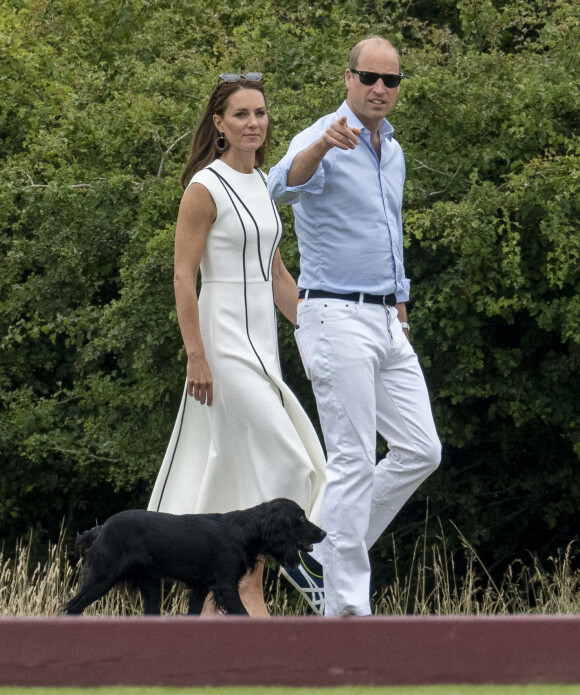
[305,519,326,543]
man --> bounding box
[268,36,441,617]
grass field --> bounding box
[2,687,580,695]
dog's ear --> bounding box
[260,507,289,546]
[260,502,302,567]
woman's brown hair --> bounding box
[181,78,270,189]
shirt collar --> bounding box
[337,101,394,142]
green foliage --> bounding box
[1,0,578,585]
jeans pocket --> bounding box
[321,299,361,324]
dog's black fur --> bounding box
[65,497,326,616]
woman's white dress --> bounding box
[148,159,325,523]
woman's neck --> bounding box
[219,150,256,174]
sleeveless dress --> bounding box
[148,158,326,523]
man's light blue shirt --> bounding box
[268,101,410,302]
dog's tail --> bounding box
[75,526,102,559]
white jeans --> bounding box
[295,296,441,616]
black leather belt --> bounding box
[298,289,396,306]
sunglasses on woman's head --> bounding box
[349,68,403,88]
[218,72,263,83]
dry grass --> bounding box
[1,523,578,617]
[374,519,580,615]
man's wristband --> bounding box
[400,321,410,331]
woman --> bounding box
[148,74,326,616]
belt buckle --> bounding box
[382,295,389,308]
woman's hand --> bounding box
[187,355,214,406]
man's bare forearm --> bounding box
[286,116,361,187]
[286,139,332,187]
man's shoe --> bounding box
[280,551,324,615]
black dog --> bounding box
[65,497,326,616]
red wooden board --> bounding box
[1,616,579,687]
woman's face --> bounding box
[213,88,268,154]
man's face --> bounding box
[345,41,401,130]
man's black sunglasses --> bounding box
[349,68,404,88]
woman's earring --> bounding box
[216,132,228,153]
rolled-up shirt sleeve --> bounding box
[396,278,411,304]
